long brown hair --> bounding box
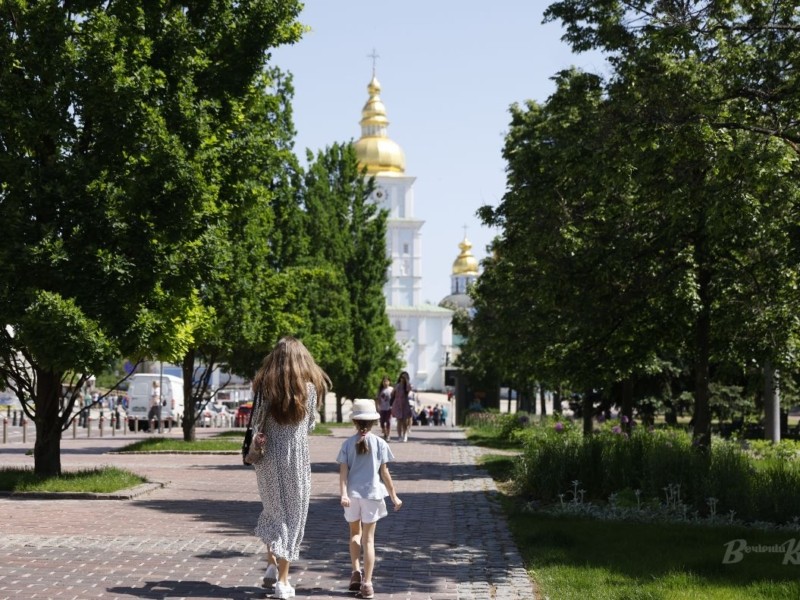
[252,336,331,426]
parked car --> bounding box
[235,402,253,427]
[200,403,232,427]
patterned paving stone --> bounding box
[0,426,536,599]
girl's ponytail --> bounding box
[356,433,370,455]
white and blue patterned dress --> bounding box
[253,382,317,561]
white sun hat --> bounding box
[351,398,380,421]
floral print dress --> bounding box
[253,382,316,561]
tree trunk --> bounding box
[182,350,197,442]
[665,398,678,426]
[582,389,593,435]
[552,385,562,414]
[518,389,528,413]
[692,264,712,452]
[539,384,547,417]
[763,360,780,444]
[621,378,634,433]
[318,391,327,423]
[336,394,343,423]
[33,369,64,477]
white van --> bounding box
[125,373,185,431]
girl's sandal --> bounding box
[359,582,375,599]
[349,570,362,592]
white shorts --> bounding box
[344,497,388,524]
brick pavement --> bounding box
[0,426,536,600]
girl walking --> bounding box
[390,371,413,442]
[252,336,331,599]
[376,376,393,441]
[338,399,402,599]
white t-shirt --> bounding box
[377,386,393,412]
[336,432,395,500]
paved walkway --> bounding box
[0,426,536,600]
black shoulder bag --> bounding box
[241,394,258,466]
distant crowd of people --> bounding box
[413,403,447,427]
[77,390,127,412]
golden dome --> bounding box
[353,76,406,175]
[452,237,479,276]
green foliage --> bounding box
[17,291,117,373]
[0,0,304,474]
[176,69,308,438]
[471,0,800,449]
[516,425,800,524]
[469,411,536,442]
[465,413,529,450]
[299,143,401,408]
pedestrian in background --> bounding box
[390,371,413,442]
[376,376,393,441]
[251,336,331,600]
[338,399,402,599]
[147,381,160,431]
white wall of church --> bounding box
[388,308,452,391]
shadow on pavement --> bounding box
[107,580,264,598]
[187,463,251,471]
[133,498,259,535]
[108,580,354,598]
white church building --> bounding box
[352,74,453,391]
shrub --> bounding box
[497,412,530,441]
[642,430,706,503]
[515,423,800,525]
[705,438,755,519]
[750,459,800,524]
[518,422,584,501]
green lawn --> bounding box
[117,437,240,452]
[0,467,146,493]
[506,506,800,600]
[209,422,350,437]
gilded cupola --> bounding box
[353,75,406,175]
[452,237,479,276]
[440,236,480,311]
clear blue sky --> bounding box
[270,1,606,304]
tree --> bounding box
[471,0,800,449]
[299,143,401,420]
[476,70,675,428]
[0,1,303,474]
[176,70,308,441]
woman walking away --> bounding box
[252,336,331,599]
[390,371,413,442]
[376,376,393,441]
[338,399,402,599]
